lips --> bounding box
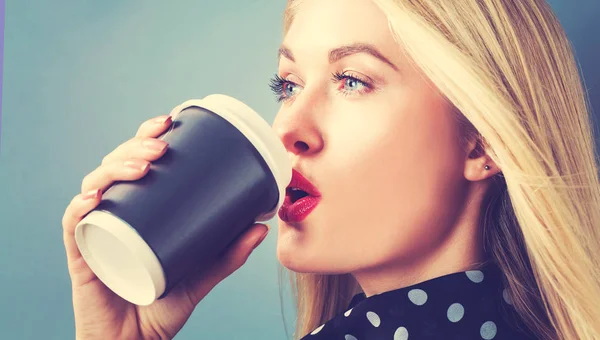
[278,169,322,223]
[287,169,321,199]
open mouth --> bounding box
[287,188,310,204]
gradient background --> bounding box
[0,1,598,339]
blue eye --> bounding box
[343,77,365,92]
[269,74,302,102]
[283,82,299,97]
[332,71,373,96]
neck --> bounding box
[352,216,487,298]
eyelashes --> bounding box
[269,74,292,103]
[330,71,373,90]
[269,72,374,102]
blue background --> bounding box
[0,1,597,339]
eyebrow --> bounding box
[278,43,399,71]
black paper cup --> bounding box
[74,94,291,306]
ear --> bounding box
[463,135,502,181]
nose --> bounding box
[272,98,324,157]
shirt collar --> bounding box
[301,261,537,339]
[347,261,503,310]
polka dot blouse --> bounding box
[300,262,538,339]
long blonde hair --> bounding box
[277,1,600,339]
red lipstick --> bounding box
[278,169,322,223]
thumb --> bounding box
[185,223,270,305]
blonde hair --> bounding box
[278,0,600,339]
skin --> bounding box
[271,0,500,297]
[61,0,501,338]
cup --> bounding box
[74,94,291,306]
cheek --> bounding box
[318,98,467,268]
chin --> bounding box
[275,240,351,275]
[275,240,322,273]
[276,240,309,272]
[275,217,352,274]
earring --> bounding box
[484,165,490,170]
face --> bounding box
[272,0,469,276]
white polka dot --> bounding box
[408,288,428,305]
[366,311,380,327]
[310,324,324,335]
[480,321,497,339]
[447,303,464,322]
[502,288,512,305]
[394,326,409,340]
[344,308,353,317]
[466,270,485,283]
[345,335,358,340]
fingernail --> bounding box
[124,160,149,172]
[154,116,172,125]
[142,139,168,152]
[82,189,100,200]
[253,228,269,250]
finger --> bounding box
[62,189,102,264]
[185,224,270,305]
[101,136,168,166]
[101,113,172,166]
[81,159,150,194]
[135,115,173,138]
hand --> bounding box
[62,115,270,340]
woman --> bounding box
[61,0,600,339]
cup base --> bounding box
[74,210,166,306]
